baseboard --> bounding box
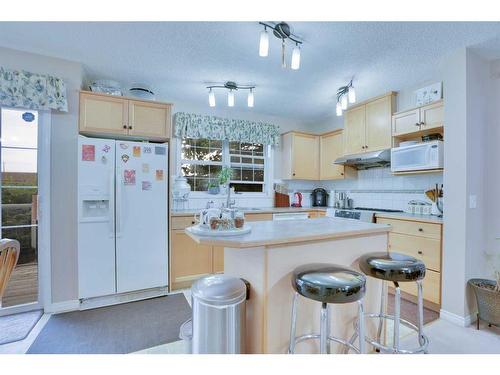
[45,299,80,314]
[440,309,474,327]
[79,287,168,310]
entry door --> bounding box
[0,107,44,314]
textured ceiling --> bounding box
[1,22,500,123]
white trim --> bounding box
[38,110,52,313]
[44,299,80,314]
[440,309,474,327]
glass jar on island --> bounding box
[234,212,245,229]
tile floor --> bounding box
[1,289,498,354]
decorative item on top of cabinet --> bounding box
[281,131,320,180]
[343,92,396,155]
[392,100,443,144]
[79,91,172,141]
[319,130,357,180]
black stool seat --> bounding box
[292,263,366,304]
[359,252,426,282]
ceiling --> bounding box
[1,22,500,123]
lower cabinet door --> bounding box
[212,246,224,273]
[398,269,441,305]
[171,230,212,290]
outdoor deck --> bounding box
[1,263,38,308]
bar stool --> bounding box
[288,263,366,354]
[352,252,429,354]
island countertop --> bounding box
[185,217,391,248]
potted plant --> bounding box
[207,181,220,195]
[217,167,233,194]
[468,252,500,329]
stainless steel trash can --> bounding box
[191,274,247,354]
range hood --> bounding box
[334,149,391,170]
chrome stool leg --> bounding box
[358,299,366,354]
[393,282,401,353]
[320,302,328,354]
[376,281,386,344]
[416,280,427,353]
[326,304,332,354]
[288,292,299,354]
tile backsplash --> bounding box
[283,167,443,211]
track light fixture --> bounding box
[206,81,256,108]
[258,22,303,70]
[336,79,356,117]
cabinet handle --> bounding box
[419,122,425,126]
[365,145,368,149]
[341,172,344,176]
[418,251,423,255]
[123,125,127,129]
[191,221,195,225]
[128,126,133,130]
[418,228,423,232]
[415,122,420,127]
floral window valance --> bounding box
[174,112,280,146]
[0,66,68,112]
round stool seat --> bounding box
[359,252,426,282]
[292,263,366,304]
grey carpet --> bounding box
[27,294,191,354]
[0,309,43,345]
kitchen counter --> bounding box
[186,217,390,248]
[185,217,390,354]
[375,212,443,224]
[171,206,327,217]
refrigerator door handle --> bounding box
[108,171,115,238]
[116,167,122,238]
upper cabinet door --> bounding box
[320,131,345,180]
[420,100,443,130]
[128,100,172,140]
[344,105,366,155]
[292,133,319,180]
[365,95,393,152]
[392,108,421,136]
[79,92,128,135]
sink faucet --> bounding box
[226,186,236,209]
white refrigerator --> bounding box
[78,135,168,299]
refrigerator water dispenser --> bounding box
[81,200,110,221]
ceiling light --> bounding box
[247,89,254,107]
[336,102,343,117]
[259,28,269,57]
[208,89,216,107]
[258,22,303,70]
[348,86,356,104]
[341,94,348,110]
[291,44,301,70]
[336,79,356,116]
[228,90,235,107]
[206,81,256,108]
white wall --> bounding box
[0,46,83,304]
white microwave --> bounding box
[391,141,444,172]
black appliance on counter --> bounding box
[311,188,328,207]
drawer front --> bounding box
[171,216,197,230]
[246,213,273,222]
[389,233,441,272]
[398,269,441,305]
[377,218,441,239]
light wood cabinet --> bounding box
[344,92,396,155]
[171,230,213,290]
[344,105,366,155]
[79,92,128,136]
[170,212,274,290]
[392,100,443,137]
[79,91,172,141]
[281,132,320,180]
[320,130,356,180]
[376,216,443,310]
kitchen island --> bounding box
[186,217,391,354]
